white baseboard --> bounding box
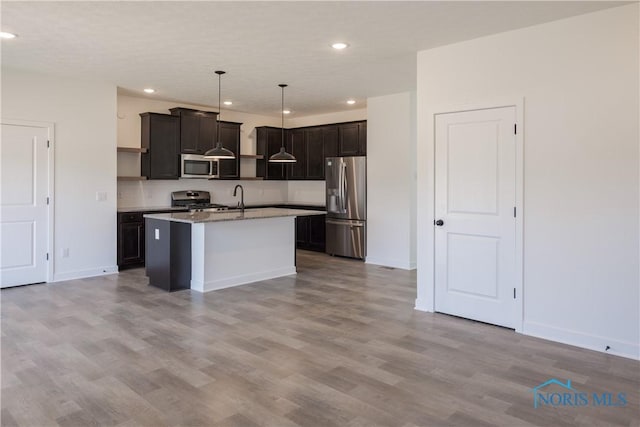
[192,267,297,293]
[53,265,118,282]
[366,257,416,270]
[414,298,434,312]
[522,321,640,361]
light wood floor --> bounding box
[2,251,638,427]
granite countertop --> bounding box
[239,202,326,209]
[117,206,189,213]
[276,202,326,208]
[144,208,326,224]
[119,203,325,213]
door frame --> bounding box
[1,118,55,284]
[417,98,524,332]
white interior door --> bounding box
[1,122,50,288]
[434,107,517,328]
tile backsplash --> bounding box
[118,179,325,208]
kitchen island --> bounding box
[143,208,325,292]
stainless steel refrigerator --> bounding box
[325,156,366,259]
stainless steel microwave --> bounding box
[181,154,219,179]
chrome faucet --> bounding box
[233,184,244,211]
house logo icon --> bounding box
[531,379,575,408]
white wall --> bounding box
[2,68,118,281]
[287,108,367,128]
[286,181,325,206]
[416,4,640,359]
[366,92,416,269]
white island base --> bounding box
[190,216,296,292]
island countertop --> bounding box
[144,207,326,224]
[117,206,189,213]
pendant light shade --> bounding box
[269,146,296,163]
[269,84,296,163]
[204,142,235,159]
[204,70,236,160]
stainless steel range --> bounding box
[171,190,229,212]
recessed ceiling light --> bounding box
[283,110,291,115]
[223,101,233,106]
[0,32,17,39]
[331,42,349,50]
[143,88,155,94]
[347,99,356,105]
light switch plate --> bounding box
[155,229,160,240]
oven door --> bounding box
[181,154,218,178]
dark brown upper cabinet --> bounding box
[169,107,218,155]
[217,121,241,179]
[257,120,366,181]
[140,113,180,180]
[358,121,367,155]
[286,129,306,180]
[305,127,325,180]
[323,125,339,159]
[256,127,287,180]
[339,121,367,156]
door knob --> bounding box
[435,219,444,226]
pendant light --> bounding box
[269,84,296,163]
[203,70,236,160]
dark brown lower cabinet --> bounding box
[117,213,145,269]
[294,212,326,252]
[296,216,309,247]
[307,214,326,252]
[117,209,186,270]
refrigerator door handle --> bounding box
[326,219,365,227]
[338,162,344,212]
[341,162,347,213]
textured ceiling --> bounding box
[1,1,625,117]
